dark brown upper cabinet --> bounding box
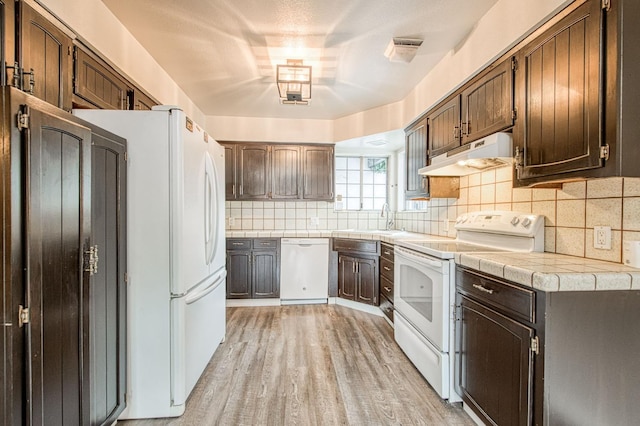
[461,57,515,144]
[404,117,429,199]
[272,145,301,199]
[19,2,73,111]
[131,88,157,110]
[513,0,603,184]
[1,0,16,87]
[427,95,460,158]
[221,142,334,201]
[302,145,334,200]
[238,144,271,200]
[73,45,131,110]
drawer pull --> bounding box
[473,284,494,295]
[383,266,391,271]
[383,286,392,292]
[384,250,391,255]
[232,242,244,246]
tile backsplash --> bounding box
[226,166,640,264]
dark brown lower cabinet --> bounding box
[337,255,378,306]
[1,88,126,426]
[226,238,280,299]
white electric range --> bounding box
[392,211,545,402]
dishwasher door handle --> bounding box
[298,244,313,248]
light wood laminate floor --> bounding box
[120,304,474,425]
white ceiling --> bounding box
[103,0,498,121]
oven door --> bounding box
[394,246,450,352]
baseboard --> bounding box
[225,298,281,307]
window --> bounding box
[335,156,388,210]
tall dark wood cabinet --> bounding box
[18,2,73,111]
[1,88,127,426]
[514,0,603,183]
[89,127,127,424]
[404,117,428,199]
[302,145,333,200]
[1,0,15,86]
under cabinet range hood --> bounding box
[419,132,513,176]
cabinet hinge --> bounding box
[602,0,611,11]
[511,56,518,71]
[531,336,540,355]
[84,245,99,275]
[511,108,517,121]
[18,305,29,328]
[600,144,610,160]
[17,111,29,130]
[124,272,129,284]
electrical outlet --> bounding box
[443,219,450,232]
[593,226,612,250]
[228,217,235,227]
[309,216,319,226]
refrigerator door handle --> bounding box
[204,152,216,264]
[185,272,226,305]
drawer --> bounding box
[380,257,394,282]
[333,238,379,254]
[252,239,279,250]
[381,242,394,262]
[380,275,394,303]
[457,268,535,323]
[379,294,394,322]
[226,239,251,250]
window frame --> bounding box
[335,155,389,211]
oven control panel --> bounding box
[455,211,544,237]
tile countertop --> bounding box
[225,230,442,244]
[455,252,640,292]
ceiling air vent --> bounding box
[384,38,423,63]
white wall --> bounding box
[37,0,207,125]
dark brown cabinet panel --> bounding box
[89,128,127,425]
[73,45,130,110]
[1,0,16,87]
[226,239,280,299]
[19,2,73,111]
[223,144,237,199]
[226,251,251,298]
[238,144,270,199]
[379,242,394,322]
[302,145,334,200]
[458,296,533,426]
[23,97,92,426]
[337,252,378,306]
[514,0,603,183]
[131,88,156,111]
[337,256,357,300]
[461,58,514,144]
[404,117,429,199]
[272,145,301,199]
[427,96,460,158]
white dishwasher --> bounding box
[280,238,329,304]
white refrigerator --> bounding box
[75,107,226,419]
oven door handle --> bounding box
[395,247,444,270]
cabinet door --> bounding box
[356,257,378,306]
[23,104,92,425]
[2,0,16,87]
[272,145,301,199]
[302,145,334,200]
[222,144,237,200]
[337,255,356,301]
[131,89,156,110]
[252,251,279,298]
[226,251,251,298]
[514,0,603,182]
[20,3,73,111]
[457,295,534,426]
[405,117,429,199]
[427,96,460,158]
[462,58,514,144]
[90,130,127,424]
[238,144,270,200]
[73,46,130,110]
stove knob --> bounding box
[522,217,532,228]
[510,217,520,226]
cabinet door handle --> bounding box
[473,284,494,294]
[383,250,391,255]
[232,184,236,195]
[383,286,392,292]
[383,266,391,271]
[232,242,244,246]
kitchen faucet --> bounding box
[380,202,394,230]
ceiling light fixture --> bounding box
[277,59,312,105]
[384,38,423,63]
